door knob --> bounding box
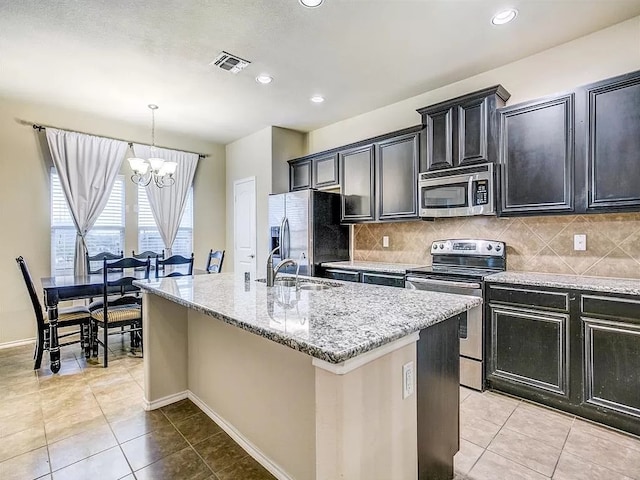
[248,254,255,258]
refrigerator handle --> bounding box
[283,217,290,258]
[279,218,286,258]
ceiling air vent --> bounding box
[211,51,251,74]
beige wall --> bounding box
[272,127,305,195]
[0,96,225,345]
[225,127,272,277]
[354,213,640,279]
[307,15,640,154]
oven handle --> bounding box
[405,276,481,290]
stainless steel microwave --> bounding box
[418,163,495,218]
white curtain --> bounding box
[132,144,198,256]
[46,129,127,276]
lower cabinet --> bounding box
[486,283,640,436]
[322,268,405,288]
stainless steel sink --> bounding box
[298,283,332,291]
[274,279,298,288]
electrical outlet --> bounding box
[402,361,414,399]
[382,236,389,248]
[574,234,587,251]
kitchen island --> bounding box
[135,273,481,480]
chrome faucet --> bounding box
[294,252,306,286]
[266,246,297,287]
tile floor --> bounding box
[1,338,640,480]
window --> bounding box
[51,171,125,276]
[138,185,193,257]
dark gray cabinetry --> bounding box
[322,268,405,288]
[417,85,510,172]
[289,159,311,191]
[488,287,570,396]
[289,154,338,191]
[485,282,640,436]
[376,132,420,220]
[340,144,376,222]
[577,70,640,212]
[498,95,574,215]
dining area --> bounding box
[16,249,225,373]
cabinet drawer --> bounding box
[361,272,405,288]
[581,295,640,324]
[324,269,361,283]
[487,285,569,312]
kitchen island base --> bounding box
[142,290,462,480]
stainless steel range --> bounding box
[405,239,506,390]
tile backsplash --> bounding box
[353,213,640,279]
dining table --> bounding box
[40,271,151,373]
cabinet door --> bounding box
[499,94,574,215]
[582,72,640,211]
[361,272,405,288]
[458,97,488,165]
[340,145,375,222]
[313,153,339,189]
[324,269,361,282]
[425,107,455,170]
[488,305,569,396]
[289,160,311,191]
[376,132,419,220]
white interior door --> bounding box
[233,177,257,278]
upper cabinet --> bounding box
[340,144,376,222]
[498,69,640,216]
[417,85,511,172]
[499,94,575,215]
[577,71,640,212]
[289,154,338,191]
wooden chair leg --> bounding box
[83,323,91,359]
[103,321,108,368]
[92,321,99,357]
[33,330,44,370]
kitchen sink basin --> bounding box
[298,283,332,291]
[274,279,298,288]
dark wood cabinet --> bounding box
[289,160,311,191]
[323,268,361,283]
[313,153,339,188]
[322,268,405,288]
[498,94,575,215]
[340,144,375,222]
[418,85,510,172]
[289,154,338,191]
[376,132,420,220]
[577,71,640,212]
[485,282,640,437]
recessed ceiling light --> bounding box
[310,95,325,103]
[256,74,273,84]
[491,8,518,25]
[299,0,324,7]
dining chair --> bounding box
[205,249,225,273]
[89,257,150,367]
[155,253,194,278]
[16,256,91,369]
[132,250,164,270]
[85,250,124,275]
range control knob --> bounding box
[496,244,502,252]
[439,243,445,249]
[487,244,493,251]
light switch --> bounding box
[574,234,587,251]
[382,236,389,248]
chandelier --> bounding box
[128,104,177,188]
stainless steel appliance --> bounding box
[418,162,495,218]
[405,239,506,390]
[268,190,349,277]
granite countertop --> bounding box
[486,271,640,296]
[135,273,480,364]
[321,260,424,274]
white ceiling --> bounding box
[1,0,640,145]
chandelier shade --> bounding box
[128,105,176,188]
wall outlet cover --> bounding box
[574,234,587,251]
[382,236,389,248]
[402,361,414,399]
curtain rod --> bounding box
[30,123,208,159]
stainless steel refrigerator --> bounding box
[268,190,349,276]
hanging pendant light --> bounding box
[128,104,177,188]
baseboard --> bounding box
[188,391,293,480]
[143,390,189,411]
[0,338,35,350]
